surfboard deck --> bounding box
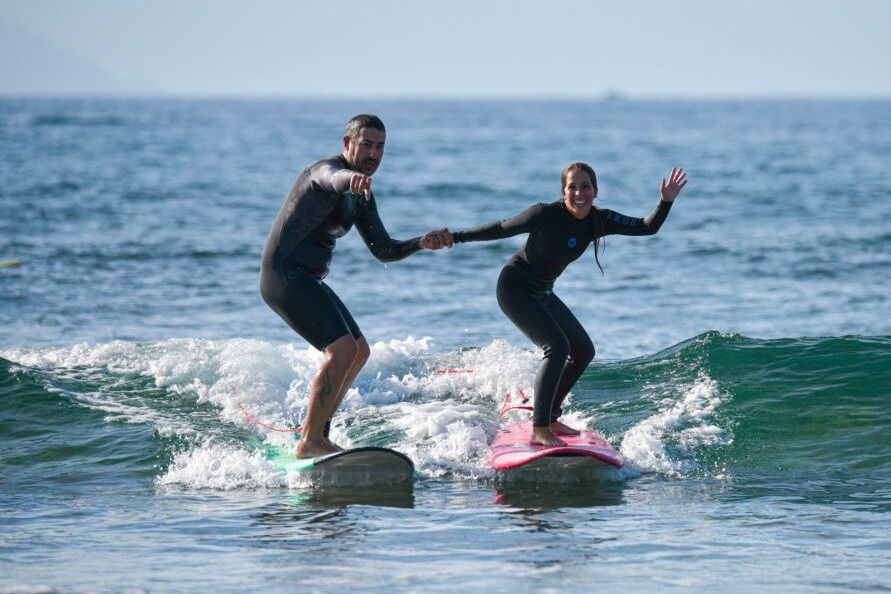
[263,444,414,484]
[489,420,623,471]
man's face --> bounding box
[343,128,386,175]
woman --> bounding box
[448,163,687,446]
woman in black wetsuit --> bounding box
[447,163,687,446]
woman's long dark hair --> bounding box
[561,162,606,274]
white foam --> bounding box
[6,337,626,488]
[157,441,287,490]
[0,584,70,594]
[619,373,732,478]
[410,339,539,404]
[152,337,539,488]
[380,399,493,478]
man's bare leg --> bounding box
[321,336,370,451]
[296,334,359,459]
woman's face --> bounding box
[562,169,597,219]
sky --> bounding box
[1,0,890,98]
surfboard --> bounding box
[489,420,623,471]
[263,444,414,484]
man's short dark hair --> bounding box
[345,114,385,140]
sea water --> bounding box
[1,98,890,593]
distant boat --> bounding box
[603,90,629,102]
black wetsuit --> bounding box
[453,199,673,427]
[260,155,422,350]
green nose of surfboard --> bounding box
[259,442,415,484]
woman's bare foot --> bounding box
[295,436,341,459]
[529,426,566,447]
[550,419,581,436]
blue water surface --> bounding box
[2,98,890,593]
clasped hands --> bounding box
[420,229,454,250]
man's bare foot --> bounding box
[295,437,341,459]
[529,426,566,447]
[550,419,581,436]
[322,437,345,452]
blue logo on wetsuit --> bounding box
[606,210,637,226]
[567,237,578,249]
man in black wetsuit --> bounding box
[260,114,449,458]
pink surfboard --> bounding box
[489,420,624,471]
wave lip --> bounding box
[620,373,732,478]
[3,332,889,491]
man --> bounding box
[260,114,449,458]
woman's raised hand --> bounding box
[660,167,687,202]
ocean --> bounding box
[1,98,890,593]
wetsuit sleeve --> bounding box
[452,203,547,243]
[277,185,339,257]
[310,161,353,194]
[599,200,673,236]
[276,161,354,255]
[355,195,423,262]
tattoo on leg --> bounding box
[317,369,332,406]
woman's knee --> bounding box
[573,338,595,367]
[542,335,570,363]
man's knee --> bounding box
[326,334,359,365]
[355,337,371,366]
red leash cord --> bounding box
[237,401,301,433]
[498,388,533,418]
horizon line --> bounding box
[2,92,891,102]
